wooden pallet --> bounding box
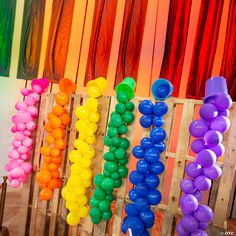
[19,95,236,236]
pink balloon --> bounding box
[7,159,21,170]
[8,175,13,182]
[21,162,32,174]
[26,121,36,131]
[10,179,21,188]
[24,130,32,136]
[27,106,38,117]
[22,137,33,147]
[18,146,29,155]
[24,95,36,106]
[15,102,27,111]
[8,150,20,159]
[11,126,17,133]
[18,174,27,183]
[21,88,31,96]
[16,122,26,131]
[30,92,40,102]
[14,132,25,141]
[32,84,43,94]
[12,115,18,124]
[12,140,22,148]
[10,167,25,178]
[16,111,32,123]
[20,154,29,160]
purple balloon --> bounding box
[186,162,202,178]
[214,94,232,111]
[180,178,196,194]
[176,223,190,236]
[204,130,223,147]
[193,190,203,202]
[180,194,198,214]
[191,229,208,236]
[210,115,230,133]
[191,139,206,154]
[200,104,218,120]
[208,143,225,158]
[198,222,208,230]
[219,109,229,117]
[181,215,199,232]
[196,149,216,167]
[203,165,222,180]
[189,119,208,138]
[194,205,213,223]
[194,175,211,191]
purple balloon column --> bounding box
[5,78,49,188]
[177,76,232,236]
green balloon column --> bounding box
[89,78,136,224]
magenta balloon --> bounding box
[18,146,29,155]
[191,229,208,236]
[22,137,33,147]
[204,130,222,147]
[10,179,21,188]
[15,101,27,111]
[210,115,230,133]
[209,143,225,158]
[180,194,198,214]
[12,115,18,124]
[219,109,229,117]
[14,132,25,141]
[189,119,208,138]
[194,175,211,191]
[214,94,232,111]
[7,159,21,171]
[199,104,218,120]
[203,165,222,180]
[30,92,40,102]
[27,106,38,117]
[11,126,17,133]
[21,88,31,96]
[24,130,32,136]
[176,224,190,236]
[186,162,202,178]
[16,111,32,123]
[194,205,213,223]
[20,162,32,174]
[18,174,27,183]
[181,215,199,232]
[193,190,203,202]
[8,150,20,159]
[198,222,208,230]
[26,121,36,131]
[12,140,22,148]
[16,122,26,131]
[191,139,205,153]
[180,178,196,194]
[196,149,216,167]
[20,154,29,160]
[24,95,36,106]
[10,167,24,178]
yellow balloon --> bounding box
[77,195,87,206]
[80,169,92,180]
[70,163,83,174]
[68,203,80,213]
[85,135,96,144]
[82,179,92,188]
[88,86,101,98]
[66,202,73,210]
[67,175,82,187]
[75,106,89,120]
[85,98,98,111]
[74,186,86,195]
[85,127,95,136]
[66,212,80,225]
[66,192,77,203]
[78,206,89,218]
[88,112,100,123]
[90,123,98,133]
[75,120,90,132]
[79,132,87,140]
[74,139,89,153]
[61,187,69,200]
[87,147,96,159]
[80,157,91,168]
[69,150,82,163]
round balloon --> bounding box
[199,103,218,120]
[129,171,144,185]
[181,215,199,233]
[194,175,211,191]
[189,119,208,138]
[136,159,150,174]
[145,174,160,189]
[150,127,166,143]
[191,139,205,154]
[176,224,190,236]
[153,102,168,116]
[146,189,162,205]
[144,148,160,163]
[138,100,153,115]
[191,229,208,236]
[193,190,203,202]
[180,178,196,194]
[132,146,145,159]
[140,210,155,223]
[129,189,138,202]
[203,165,222,180]
[150,161,165,175]
[140,115,153,128]
[209,143,225,157]
[196,149,216,167]
[135,183,149,197]
[153,116,164,127]
[204,130,223,147]
[194,205,213,223]
[153,142,166,153]
[180,194,198,214]
[210,115,230,133]
[186,162,202,178]
[135,197,150,211]
[125,203,139,216]
[140,137,153,149]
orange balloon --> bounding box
[52,156,62,164]
[56,179,62,188]
[53,105,65,116]
[48,163,58,172]
[55,92,69,106]
[39,187,52,200]
[51,170,60,179]
[36,170,51,184]
[45,135,55,144]
[44,123,53,133]
[38,182,47,188]
[48,179,59,189]
[41,163,49,170]
[51,148,61,157]
[55,139,66,149]
[60,113,71,126]
[50,116,62,128]
[52,128,65,139]
[40,146,51,156]
[43,156,52,163]
[47,112,56,121]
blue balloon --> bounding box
[145,174,160,189]
[150,161,165,174]
[132,146,145,159]
[129,171,144,185]
[136,160,150,174]
[129,189,138,202]
[121,217,129,234]
[125,203,139,216]
[153,102,168,116]
[124,217,145,236]
[140,210,155,223]
[135,197,150,211]
[153,142,166,152]
[144,148,160,163]
[146,189,162,205]
[142,229,150,236]
[135,183,149,197]
[140,115,153,128]
[150,127,166,143]
[144,220,154,229]
[141,137,153,149]
[153,116,164,127]
[138,100,153,115]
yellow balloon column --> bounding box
[62,77,107,225]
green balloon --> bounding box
[111,137,121,147]
[126,101,135,111]
[111,172,120,181]
[91,217,102,224]
[104,136,112,146]
[101,178,115,191]
[104,161,118,172]
[106,194,115,202]
[118,157,128,165]
[115,103,126,114]
[89,207,102,219]
[103,169,111,177]
[99,199,111,212]
[121,111,134,125]
[93,174,105,187]
[110,114,123,127]
[117,125,128,135]
[119,138,130,150]
[102,210,112,220]
[109,146,117,153]
[115,148,126,159]
[107,127,118,137]
[111,111,118,117]
[116,91,128,103]
[90,196,100,207]
[105,189,113,195]
[117,165,128,178]
[114,179,122,188]
[104,152,115,161]
[94,188,106,201]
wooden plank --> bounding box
[213,104,236,229]
[162,100,195,236]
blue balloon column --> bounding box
[121,79,173,236]
[177,76,232,236]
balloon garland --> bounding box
[61,77,108,225]
[177,76,232,236]
[121,79,173,236]
[36,79,75,200]
[89,77,136,224]
[6,78,49,188]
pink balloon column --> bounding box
[5,78,49,188]
[177,77,232,236]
